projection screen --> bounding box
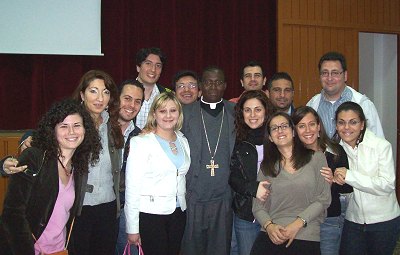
[0,0,102,56]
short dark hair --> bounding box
[119,79,144,97]
[240,60,264,79]
[135,47,167,66]
[201,66,225,82]
[267,72,294,91]
[173,70,199,86]
[318,51,347,72]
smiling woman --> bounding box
[333,102,400,255]
[229,90,275,255]
[125,92,191,255]
[0,99,101,254]
[251,112,331,255]
[69,70,124,254]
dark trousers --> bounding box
[340,216,400,255]
[70,200,118,255]
[139,208,186,255]
[250,231,320,255]
[182,199,233,255]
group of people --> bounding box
[0,48,398,255]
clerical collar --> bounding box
[200,97,223,117]
[200,97,223,109]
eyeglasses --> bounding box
[296,121,318,130]
[176,83,198,90]
[202,80,225,88]
[336,119,361,127]
[270,87,293,94]
[320,71,344,78]
[270,123,291,133]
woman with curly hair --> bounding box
[228,90,275,255]
[70,70,124,254]
[0,99,101,255]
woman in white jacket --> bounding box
[125,92,191,255]
[333,101,400,255]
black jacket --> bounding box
[325,146,353,217]
[0,147,85,255]
[229,140,260,222]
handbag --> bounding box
[32,217,75,255]
[123,242,144,255]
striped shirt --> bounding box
[317,87,352,138]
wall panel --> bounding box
[0,134,22,212]
[277,0,400,106]
[277,0,400,200]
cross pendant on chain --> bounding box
[206,159,219,176]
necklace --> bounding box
[58,157,72,177]
[155,133,178,155]
[200,107,224,176]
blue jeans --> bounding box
[340,216,400,255]
[320,216,343,255]
[115,208,139,255]
[232,215,260,255]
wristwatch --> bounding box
[297,216,307,228]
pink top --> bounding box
[34,174,75,255]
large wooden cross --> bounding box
[206,159,219,176]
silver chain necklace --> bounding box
[200,107,224,176]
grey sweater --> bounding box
[253,151,331,242]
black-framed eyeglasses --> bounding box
[270,123,291,133]
[320,70,344,78]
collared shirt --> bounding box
[122,120,136,164]
[135,85,160,129]
[317,87,352,138]
[84,111,116,206]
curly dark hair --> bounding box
[234,90,276,142]
[71,70,124,149]
[31,99,101,175]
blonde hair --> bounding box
[143,91,183,132]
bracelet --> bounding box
[264,221,274,230]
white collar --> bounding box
[200,97,223,109]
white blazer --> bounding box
[125,131,191,234]
[341,129,400,224]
